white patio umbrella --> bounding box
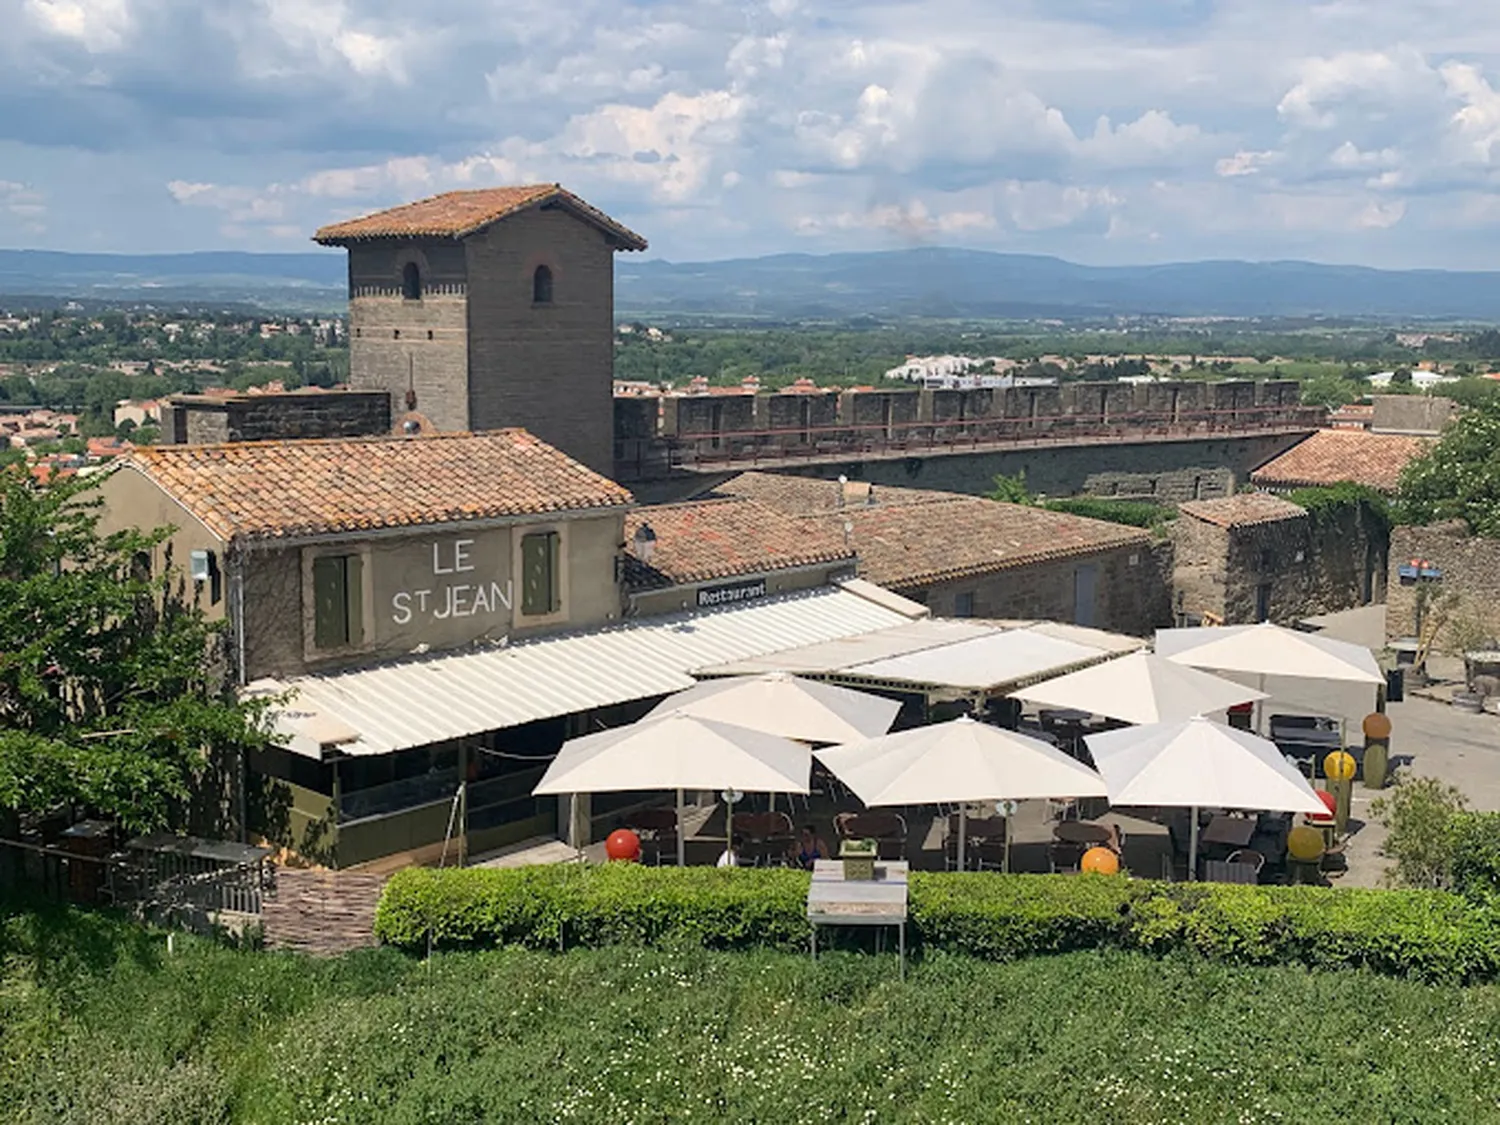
[1157,621,1385,736]
[645,672,902,745]
[1013,651,1268,725]
[1085,716,1327,877]
[1156,622,1384,684]
[533,711,811,866]
[815,716,1108,871]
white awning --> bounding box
[251,583,920,759]
[697,619,1140,693]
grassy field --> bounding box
[4,904,1500,1124]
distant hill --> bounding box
[615,249,1500,321]
[0,249,345,309]
[6,245,1500,320]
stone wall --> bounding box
[1372,394,1460,435]
[804,432,1308,500]
[1387,523,1500,644]
[162,392,392,445]
[1084,466,1234,503]
[897,541,1173,638]
[347,240,470,432]
[465,207,617,474]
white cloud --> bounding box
[14,0,1500,263]
[23,0,132,52]
[1216,150,1278,177]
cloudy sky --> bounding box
[8,0,1500,267]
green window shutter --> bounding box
[344,554,364,646]
[521,534,547,616]
[312,556,347,649]
[521,532,563,616]
[547,531,561,613]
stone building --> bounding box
[1168,492,1384,627]
[315,185,647,475]
[1172,493,1314,626]
[622,498,855,617]
[709,471,1173,636]
[1251,428,1428,495]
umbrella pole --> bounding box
[1003,805,1012,874]
[958,805,967,872]
[676,788,686,867]
[1188,806,1200,881]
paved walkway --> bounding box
[1303,605,1500,887]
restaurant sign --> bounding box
[697,577,768,608]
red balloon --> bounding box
[605,828,641,862]
[1313,790,1337,819]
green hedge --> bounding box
[375,866,1500,982]
[1451,812,1500,905]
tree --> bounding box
[0,470,272,833]
[988,472,1034,505]
[1299,373,1359,409]
[1397,399,1500,537]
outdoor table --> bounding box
[807,860,908,979]
[1053,822,1111,845]
[1199,816,1256,849]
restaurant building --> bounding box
[97,432,915,868]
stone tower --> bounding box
[314,184,647,476]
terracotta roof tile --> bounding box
[624,499,852,590]
[1179,492,1308,529]
[713,471,957,515]
[830,497,1150,590]
[125,429,633,543]
[1251,429,1428,493]
[313,185,648,250]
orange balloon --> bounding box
[1363,712,1393,740]
[1081,846,1120,875]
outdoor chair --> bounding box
[1227,849,1265,876]
[625,809,681,864]
[1049,840,1087,874]
[1203,858,1260,884]
[732,811,795,867]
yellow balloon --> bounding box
[1287,825,1326,862]
[1324,751,1356,782]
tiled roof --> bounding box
[1250,429,1428,493]
[313,185,648,250]
[1179,492,1308,529]
[624,499,852,590]
[124,430,633,543]
[712,471,957,515]
[829,497,1149,590]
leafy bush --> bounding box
[1371,773,1469,888]
[377,865,1500,983]
[1448,812,1500,905]
[1287,481,1393,540]
[1039,496,1174,530]
[375,863,812,952]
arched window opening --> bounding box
[532,264,554,305]
[401,261,422,301]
